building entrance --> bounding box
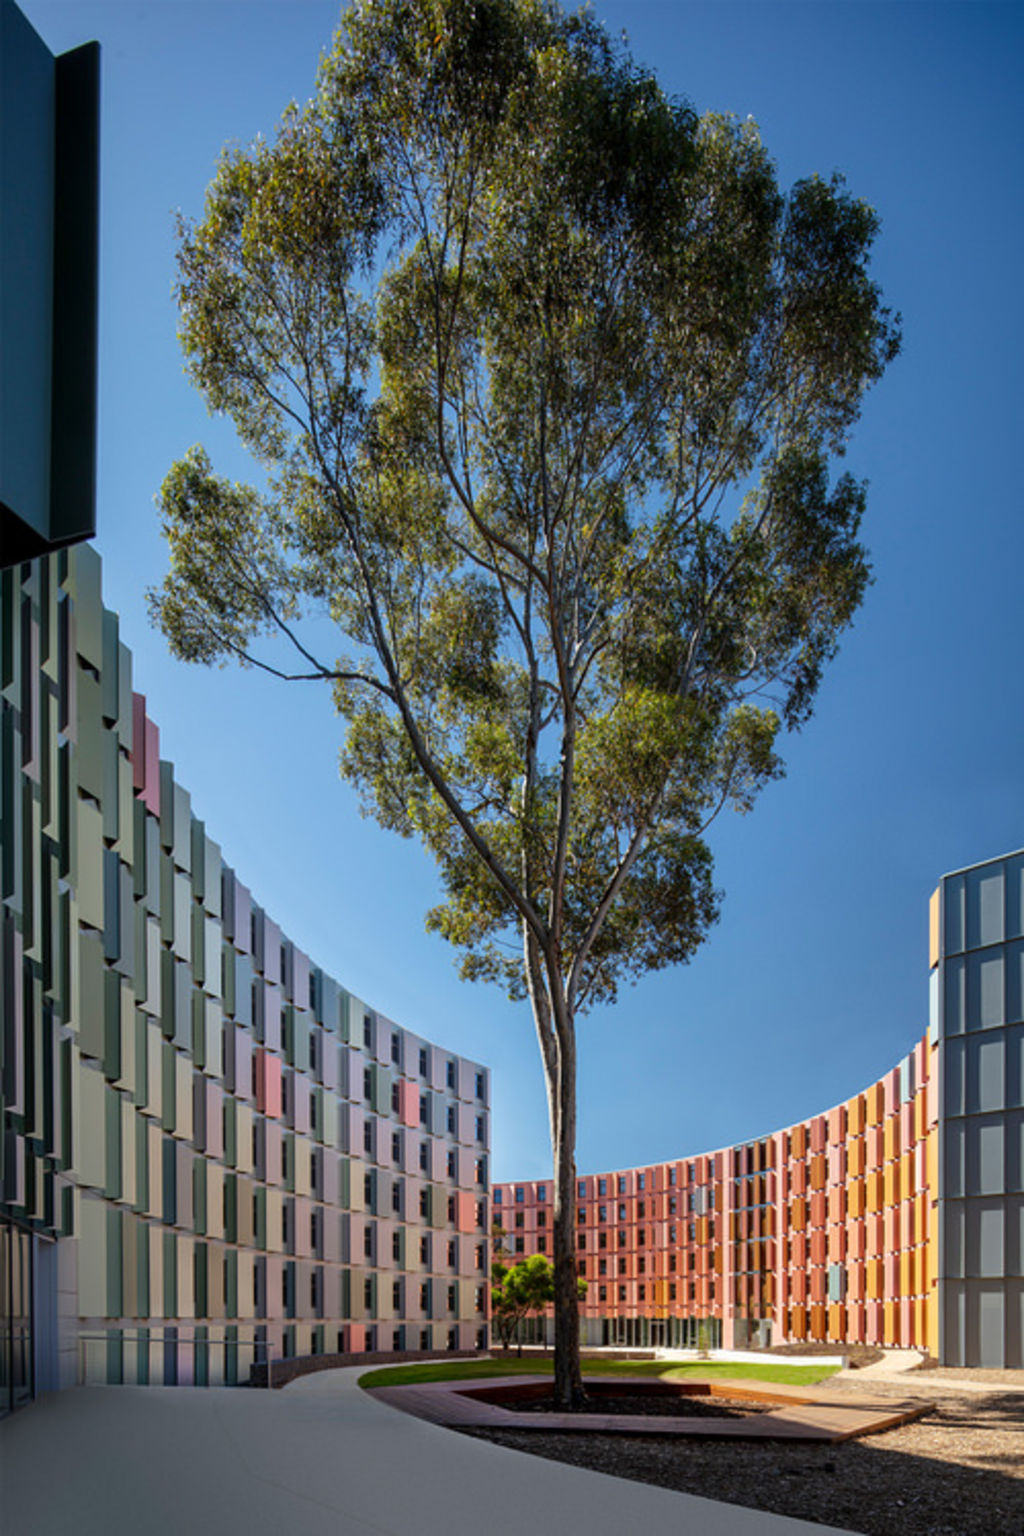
[0,1217,33,1415]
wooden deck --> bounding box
[366,1374,935,1444]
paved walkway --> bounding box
[0,1367,852,1536]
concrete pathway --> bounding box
[850,1349,925,1378]
[0,1367,854,1536]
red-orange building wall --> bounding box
[494,1030,939,1353]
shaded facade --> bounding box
[497,853,1024,1367]
[0,0,99,568]
[0,547,490,1413]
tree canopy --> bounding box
[151,0,899,1406]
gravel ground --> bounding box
[459,1375,1024,1535]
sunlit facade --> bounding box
[497,850,1024,1368]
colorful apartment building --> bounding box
[0,546,491,1415]
[496,849,1023,1369]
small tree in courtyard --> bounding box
[150,0,899,1407]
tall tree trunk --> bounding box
[550,1009,585,1409]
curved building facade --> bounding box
[0,546,490,1412]
[497,850,1024,1368]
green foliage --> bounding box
[490,1224,585,1351]
[151,0,896,1012]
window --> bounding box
[638,1284,646,1301]
[420,1328,431,1350]
[281,1140,289,1181]
[393,1231,402,1262]
[617,1176,626,1194]
[515,1187,524,1203]
[536,1184,546,1202]
[669,1167,677,1186]
[618,1257,626,1275]
[618,1203,626,1221]
[447,1239,457,1267]
[669,1224,677,1244]
[419,1189,430,1219]
[419,1141,429,1172]
[391,1032,401,1065]
[637,1174,646,1192]
[638,1257,646,1274]
[618,1285,626,1302]
[446,1106,457,1136]
[419,1097,429,1128]
[637,1200,645,1217]
[577,1180,586,1198]
[537,1236,546,1253]
[420,1235,430,1265]
[577,1233,586,1250]
[447,1284,457,1312]
[475,1244,485,1271]
[598,1259,607,1276]
[537,1211,546,1228]
[420,1282,429,1310]
[598,1178,607,1196]
[669,1253,677,1272]
[577,1260,586,1276]
[392,1130,402,1163]
[364,1226,373,1258]
[391,1083,401,1115]
[638,1229,646,1246]
[310,1210,319,1251]
[514,1212,524,1229]
[514,1236,525,1253]
[669,1282,677,1301]
[392,1182,403,1214]
[363,1066,373,1101]
[476,1200,486,1227]
[446,1059,457,1090]
[364,1119,374,1154]
[475,1286,485,1313]
[475,1115,485,1142]
[308,1032,319,1076]
[599,1285,607,1302]
[598,1232,607,1250]
[493,1187,503,1204]
[363,1016,373,1050]
[447,1150,457,1180]
[447,1195,456,1222]
[598,1205,607,1223]
[668,1196,677,1216]
[419,1047,429,1077]
[577,1207,585,1225]
[475,1071,485,1099]
[617,1230,626,1247]
[364,1172,373,1206]
[282,1204,291,1246]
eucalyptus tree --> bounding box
[151,0,899,1406]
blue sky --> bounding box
[22,0,1024,1181]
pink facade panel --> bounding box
[399,1079,420,1128]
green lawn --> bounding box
[358,1356,840,1390]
